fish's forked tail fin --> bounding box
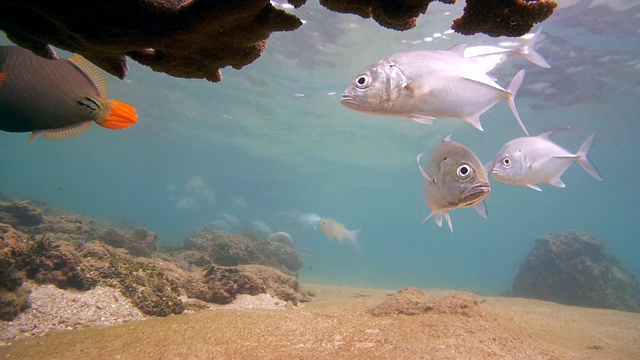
[506,70,529,136]
[576,134,603,181]
[520,27,551,68]
[99,99,138,130]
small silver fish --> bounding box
[464,27,550,73]
[341,45,529,135]
[488,132,603,191]
[417,135,491,232]
[319,218,360,244]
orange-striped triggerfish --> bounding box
[0,46,138,142]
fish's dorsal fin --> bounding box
[527,184,542,191]
[537,131,553,140]
[68,54,108,97]
[474,201,488,219]
[447,43,467,58]
[28,121,93,143]
[442,134,453,143]
[457,70,505,92]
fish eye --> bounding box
[354,73,372,89]
[501,157,511,167]
[456,163,472,179]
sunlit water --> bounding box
[1,0,639,294]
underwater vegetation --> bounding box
[512,231,640,313]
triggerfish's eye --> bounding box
[354,73,372,89]
[456,163,472,179]
[501,157,511,167]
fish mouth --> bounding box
[457,182,491,207]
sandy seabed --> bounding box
[1,284,639,360]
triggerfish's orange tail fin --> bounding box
[98,99,138,130]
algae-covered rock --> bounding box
[0,224,30,320]
[183,228,303,273]
[0,201,44,227]
[512,231,640,312]
[94,226,157,258]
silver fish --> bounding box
[464,27,550,73]
[341,45,529,135]
[319,218,360,244]
[417,136,491,232]
[488,132,603,191]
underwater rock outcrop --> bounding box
[0,224,30,321]
[183,228,303,274]
[184,264,310,305]
[370,288,483,318]
[0,0,557,82]
[512,231,640,312]
[94,226,157,258]
[0,200,43,228]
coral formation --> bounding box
[320,0,454,31]
[0,0,303,81]
[512,231,640,312]
[452,0,558,37]
[0,201,43,227]
[0,0,557,82]
[183,228,303,274]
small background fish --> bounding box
[319,218,360,244]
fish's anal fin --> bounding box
[68,54,108,97]
[527,184,543,191]
[462,114,484,132]
[0,72,5,85]
[474,201,488,219]
[28,121,93,143]
[98,99,138,130]
[409,114,435,125]
[547,176,566,188]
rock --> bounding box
[370,287,431,316]
[429,293,483,318]
[183,228,303,273]
[94,226,157,258]
[0,224,30,321]
[184,264,309,305]
[512,231,640,312]
[0,201,44,227]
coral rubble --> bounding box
[452,0,558,37]
[0,0,557,82]
[512,231,640,312]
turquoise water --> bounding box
[1,1,638,294]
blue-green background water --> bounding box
[1,1,638,294]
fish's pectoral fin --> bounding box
[404,77,435,97]
[528,156,555,171]
[408,114,435,125]
[547,175,566,188]
[28,121,93,143]
[443,211,453,232]
[68,53,109,97]
[527,184,543,191]
[474,201,488,219]
[98,99,138,130]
